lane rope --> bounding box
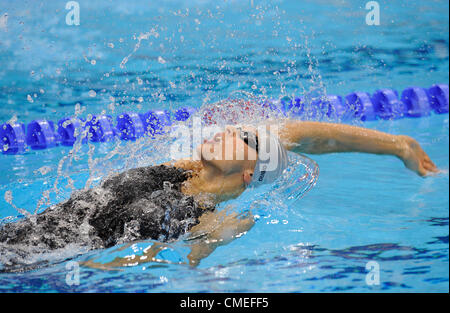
[1,84,448,154]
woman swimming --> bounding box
[0,118,438,272]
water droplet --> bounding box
[34,166,52,176]
[158,56,166,64]
[4,190,12,203]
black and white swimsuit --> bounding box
[0,165,215,272]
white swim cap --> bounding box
[251,128,289,187]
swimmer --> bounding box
[0,119,438,272]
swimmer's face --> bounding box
[198,126,258,179]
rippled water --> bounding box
[0,0,448,292]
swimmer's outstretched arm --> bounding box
[279,121,439,177]
[81,242,170,270]
[81,211,254,270]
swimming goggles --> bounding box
[236,127,259,153]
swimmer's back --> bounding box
[0,165,215,272]
[91,165,215,246]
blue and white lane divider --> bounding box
[1,84,448,155]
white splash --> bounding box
[0,13,8,32]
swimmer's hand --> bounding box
[397,135,439,177]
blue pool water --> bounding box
[0,0,448,292]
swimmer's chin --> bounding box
[195,145,203,161]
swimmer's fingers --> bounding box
[413,158,438,177]
[422,158,440,176]
[423,156,438,171]
[417,147,439,176]
[400,136,439,177]
[414,161,431,177]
